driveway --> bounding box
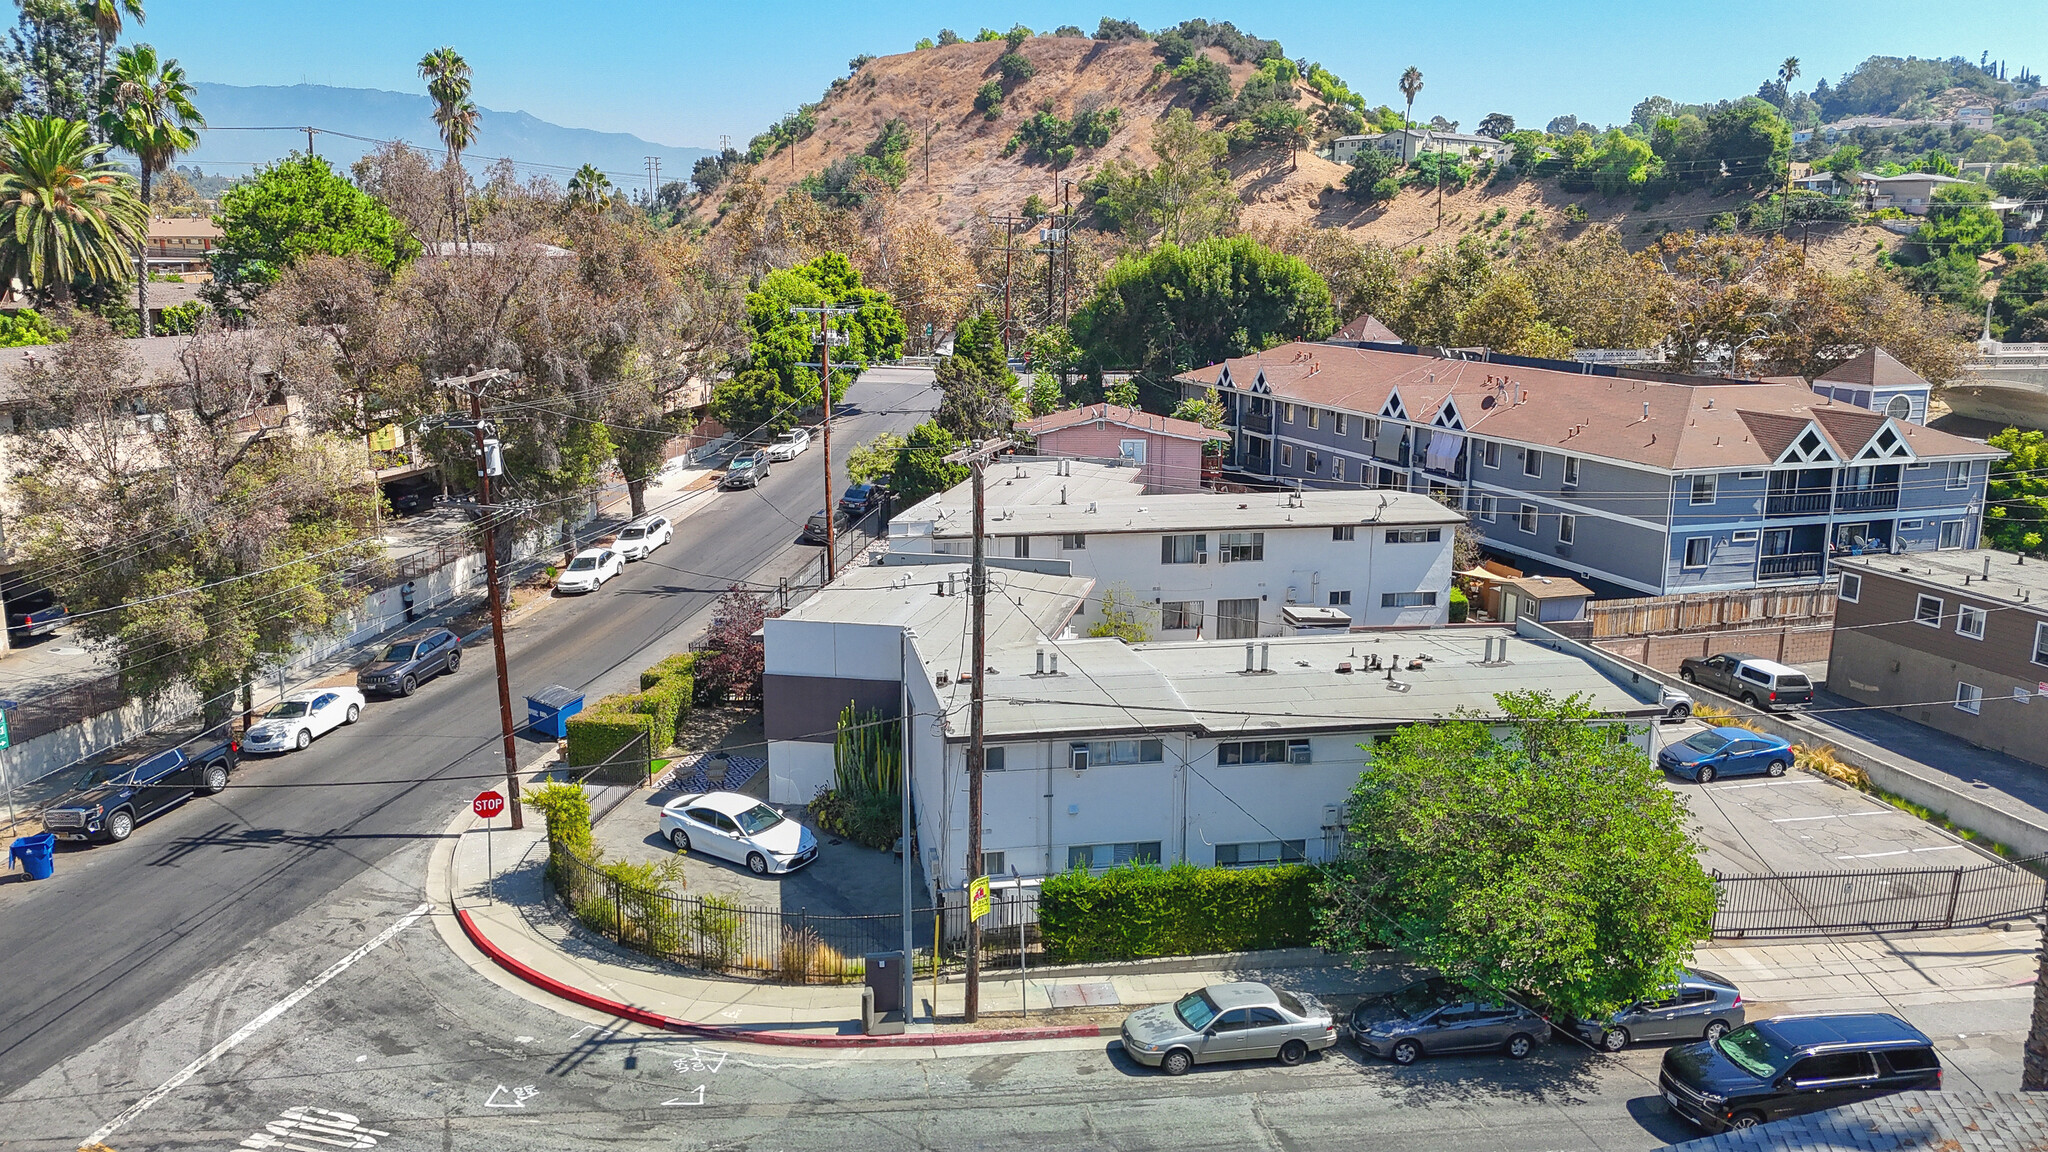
[1659,719,1995,876]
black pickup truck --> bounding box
[40,725,239,843]
[5,590,67,642]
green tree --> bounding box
[709,251,904,437]
[0,113,145,302]
[1316,691,1715,1021]
[78,0,143,119]
[98,42,201,335]
[418,46,478,245]
[1993,258,2048,340]
[1820,142,1864,183]
[1392,236,1494,347]
[934,308,1020,440]
[1912,182,2002,262]
[1070,235,1336,403]
[208,153,417,305]
[1087,583,1154,641]
[1081,108,1237,246]
[1703,97,1791,190]
[13,0,98,120]
[1342,150,1401,202]
[1985,427,2048,554]
[1172,54,1232,107]
[567,162,614,207]
[886,419,967,504]
[845,430,905,483]
[1397,66,1423,132]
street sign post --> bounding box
[475,791,506,905]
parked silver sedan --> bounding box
[1120,982,1336,1075]
[1574,968,1746,1051]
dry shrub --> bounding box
[1690,702,1763,733]
[1795,743,1870,789]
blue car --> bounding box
[1658,726,1793,784]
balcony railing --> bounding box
[1834,486,1901,513]
[1757,552,1824,580]
[1765,491,1833,517]
[1241,410,1273,435]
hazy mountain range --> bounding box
[179,82,712,191]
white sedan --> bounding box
[556,547,623,593]
[614,516,673,561]
[766,427,812,461]
[659,791,819,874]
[242,687,366,753]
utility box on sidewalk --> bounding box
[526,685,584,740]
[863,951,905,1034]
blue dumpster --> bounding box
[9,832,55,881]
[526,685,584,740]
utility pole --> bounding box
[990,215,1027,361]
[794,302,860,582]
[942,436,1012,1024]
[427,369,524,829]
[645,156,661,205]
[304,126,316,158]
[1060,179,1076,325]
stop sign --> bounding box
[473,790,506,819]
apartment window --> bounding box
[1739,470,1765,480]
[1947,460,1970,490]
[1731,530,1759,542]
[1331,457,1345,482]
[1683,536,1711,568]
[1563,457,1580,487]
[1518,504,1538,534]
[1915,594,1943,627]
[1328,590,1351,606]
[1332,525,1356,541]
[1218,531,1265,563]
[1906,460,1931,471]
[1523,448,1543,478]
[2034,622,2048,667]
[1068,842,1161,870]
[1014,536,1030,558]
[1939,519,1967,549]
[1478,494,1497,523]
[1218,739,1311,765]
[1073,739,1164,767]
[1215,840,1306,867]
[1162,600,1202,630]
[1381,591,1439,608]
[1119,439,1147,464]
[1384,527,1443,543]
[1690,474,1718,505]
[986,746,1006,771]
[1483,440,1501,469]
[1161,534,1207,564]
[1215,598,1260,639]
[1306,408,1321,430]
[1280,444,1294,468]
[982,851,1006,876]
[1955,682,1983,715]
[1335,413,1349,436]
[1363,417,1380,441]
[1281,402,1296,424]
[1839,573,1861,603]
[1305,450,1320,475]
[1558,513,1576,545]
[1061,533,1086,550]
[1957,604,1986,640]
[1899,519,1924,531]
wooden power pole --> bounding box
[942,436,1012,1023]
[794,303,860,582]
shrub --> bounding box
[811,785,901,850]
[525,781,594,862]
[1795,743,1869,788]
[1172,54,1233,107]
[687,896,746,971]
[998,51,1035,86]
[602,855,686,955]
[1448,586,1469,623]
[1343,151,1400,202]
[1038,862,1320,962]
[564,704,656,778]
[974,80,1003,119]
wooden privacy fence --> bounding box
[1587,586,1837,640]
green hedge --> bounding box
[564,708,655,779]
[1448,586,1469,623]
[564,653,699,773]
[1037,862,1320,963]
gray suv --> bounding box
[1349,978,1549,1064]
[357,628,462,696]
[1575,969,1746,1051]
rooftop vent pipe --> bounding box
[1260,643,1270,672]
[1245,643,1255,672]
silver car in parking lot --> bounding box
[1120,982,1336,1075]
[1575,968,1746,1051]
[1349,978,1550,1064]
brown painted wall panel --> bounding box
[1836,569,2048,679]
[763,674,901,744]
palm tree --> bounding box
[567,164,613,207]
[1398,66,1424,133]
[418,47,478,246]
[0,114,148,303]
[99,43,201,336]
[1778,56,1801,93]
[81,0,145,125]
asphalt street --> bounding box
[0,367,937,1100]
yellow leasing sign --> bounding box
[969,875,992,922]
[367,423,406,452]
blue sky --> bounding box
[151,1,2046,149]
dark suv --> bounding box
[357,628,463,696]
[1660,1012,1940,1133]
[41,725,239,842]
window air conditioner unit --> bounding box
[1289,741,1312,764]
[1198,551,1209,564]
[1069,744,1090,771]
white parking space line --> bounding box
[1770,811,1896,823]
[1712,780,1822,790]
[1837,845,1970,860]
[77,902,431,1149]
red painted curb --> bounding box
[454,908,1113,1048]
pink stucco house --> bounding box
[1017,404,1214,493]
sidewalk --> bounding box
[430,798,2043,1049]
[1802,687,2048,835]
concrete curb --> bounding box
[453,908,1116,1048]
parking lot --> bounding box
[1656,719,1994,877]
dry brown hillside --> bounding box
[717,35,1901,275]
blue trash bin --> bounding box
[9,832,55,881]
[526,684,585,740]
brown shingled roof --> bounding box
[1178,342,1997,472]
[1736,410,1815,461]
[1816,347,1929,390]
[1017,403,1214,442]
[1332,314,1402,343]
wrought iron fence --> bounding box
[1711,855,2048,939]
[549,841,1041,983]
